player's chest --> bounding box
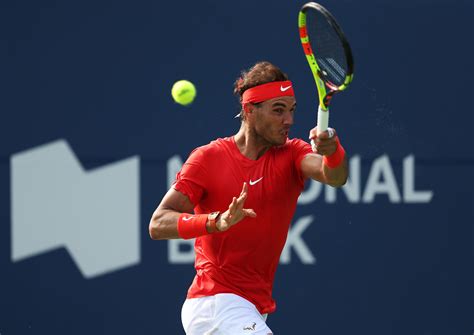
[207,157,294,207]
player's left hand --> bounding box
[308,127,338,156]
[216,182,256,232]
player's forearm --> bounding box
[149,208,217,240]
[149,208,182,240]
[322,157,348,187]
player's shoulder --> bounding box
[286,137,309,147]
[276,137,311,151]
[271,138,312,161]
[190,137,233,157]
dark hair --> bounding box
[233,62,289,119]
[234,61,289,101]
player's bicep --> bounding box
[300,153,325,182]
[157,187,195,214]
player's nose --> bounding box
[283,111,294,126]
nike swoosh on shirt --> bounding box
[182,217,193,221]
[249,177,263,186]
[280,85,292,92]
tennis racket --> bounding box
[298,2,354,149]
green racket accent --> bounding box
[298,10,328,110]
[298,7,354,111]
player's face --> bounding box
[253,96,296,146]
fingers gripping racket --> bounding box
[298,2,354,148]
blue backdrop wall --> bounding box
[1,0,472,334]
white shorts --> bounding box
[181,293,273,335]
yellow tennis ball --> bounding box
[171,80,196,106]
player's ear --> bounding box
[243,103,252,114]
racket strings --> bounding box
[305,9,349,86]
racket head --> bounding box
[299,2,354,110]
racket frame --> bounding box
[298,2,354,132]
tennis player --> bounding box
[149,61,348,334]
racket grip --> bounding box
[317,105,329,132]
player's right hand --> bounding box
[308,126,338,156]
[216,182,256,232]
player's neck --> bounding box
[234,124,271,160]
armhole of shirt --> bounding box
[292,140,312,187]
